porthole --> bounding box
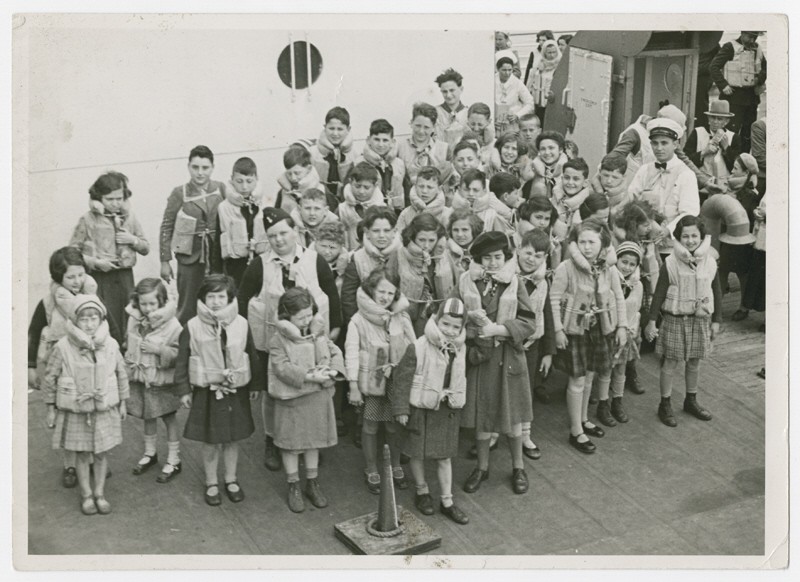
[277,41,323,90]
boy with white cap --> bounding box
[628,117,700,257]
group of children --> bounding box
[29,71,767,523]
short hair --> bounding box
[325,106,351,127]
[568,218,612,249]
[612,200,662,243]
[416,166,442,185]
[89,171,132,201]
[283,145,311,169]
[565,140,580,157]
[361,205,397,229]
[435,68,463,87]
[673,214,706,240]
[519,196,556,225]
[401,212,446,247]
[600,152,628,174]
[535,130,566,152]
[460,168,486,188]
[489,172,521,197]
[197,274,237,303]
[369,118,394,137]
[558,34,573,45]
[348,162,380,184]
[278,287,317,320]
[563,157,590,178]
[300,188,328,205]
[467,102,491,119]
[519,112,541,126]
[579,192,610,221]
[496,56,515,70]
[189,145,214,164]
[447,207,484,239]
[494,132,528,158]
[49,246,86,283]
[361,267,400,303]
[411,102,438,125]
[538,30,555,41]
[315,221,346,246]
[519,228,551,253]
[131,277,169,310]
[232,157,258,176]
[453,140,479,158]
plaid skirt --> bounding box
[656,313,711,360]
[52,408,123,455]
[363,377,394,423]
[127,381,181,420]
[560,325,616,378]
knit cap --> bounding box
[70,294,107,322]
[616,241,643,263]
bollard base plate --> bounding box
[334,506,442,555]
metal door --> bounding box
[639,55,693,119]
[562,47,614,175]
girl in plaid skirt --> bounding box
[645,216,723,427]
[550,220,629,454]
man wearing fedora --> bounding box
[709,31,767,154]
[685,100,741,197]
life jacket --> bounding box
[356,142,407,211]
[247,246,329,352]
[187,300,252,390]
[409,316,467,411]
[171,183,223,257]
[664,237,718,317]
[695,127,735,182]
[311,131,355,197]
[395,239,458,325]
[518,261,548,346]
[124,300,182,387]
[290,207,341,249]
[338,184,387,251]
[216,192,269,260]
[435,102,469,151]
[557,252,621,336]
[267,316,333,401]
[52,320,122,414]
[723,40,764,88]
[459,260,519,342]
[36,276,98,382]
[352,237,401,281]
[396,137,451,185]
[78,200,142,269]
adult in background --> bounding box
[434,68,469,151]
[557,34,573,53]
[750,117,766,199]
[523,30,555,87]
[685,100,741,196]
[527,39,562,126]
[495,31,521,78]
[709,31,767,153]
[495,57,534,136]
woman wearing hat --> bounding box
[451,230,536,496]
[685,100,741,196]
[237,207,342,472]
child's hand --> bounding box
[644,321,659,343]
[94,258,117,273]
[306,369,329,384]
[615,327,628,348]
[160,261,174,283]
[539,354,552,377]
[555,330,568,350]
[28,368,38,390]
[396,415,409,426]
[478,323,506,339]
[119,400,127,421]
[711,322,720,341]
[180,394,192,408]
[722,85,734,96]
[45,405,56,429]
[348,382,363,407]
[115,229,138,246]
[140,338,159,354]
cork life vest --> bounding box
[518,261,548,346]
[664,237,718,317]
[458,260,519,344]
[187,300,252,389]
[216,194,269,260]
[80,200,141,269]
[267,316,333,401]
[695,127,735,182]
[409,316,467,411]
[124,301,182,387]
[396,239,458,326]
[352,237,401,281]
[357,142,407,211]
[723,40,764,88]
[558,252,620,336]
[247,245,329,352]
[171,184,223,257]
[53,320,121,414]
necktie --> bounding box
[325,153,341,197]
[655,162,668,170]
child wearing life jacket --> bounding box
[291,188,342,249]
[338,162,387,251]
[530,130,569,198]
[550,220,628,454]
[28,247,100,488]
[446,169,514,235]
[309,106,355,205]
[392,298,470,525]
[445,140,483,206]
[396,166,447,232]
[124,278,184,483]
[176,275,265,506]
[550,157,591,231]
[269,288,345,513]
[355,118,407,213]
[345,267,416,494]
[312,221,350,295]
[645,215,722,427]
[446,208,484,277]
[42,295,129,515]
[487,132,535,183]
[517,195,564,273]
[276,145,323,215]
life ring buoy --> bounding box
[700,194,756,246]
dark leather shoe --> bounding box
[658,398,678,427]
[596,400,617,427]
[511,468,529,494]
[132,454,158,476]
[393,467,409,489]
[611,397,630,423]
[304,478,328,508]
[62,467,77,488]
[225,481,245,503]
[626,362,645,394]
[415,493,435,515]
[523,443,542,460]
[582,421,605,438]
[463,468,489,493]
[156,462,181,483]
[569,433,596,454]
[204,484,222,506]
[684,394,713,421]
[365,472,381,495]
[263,436,282,472]
[287,482,304,513]
[440,502,469,525]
